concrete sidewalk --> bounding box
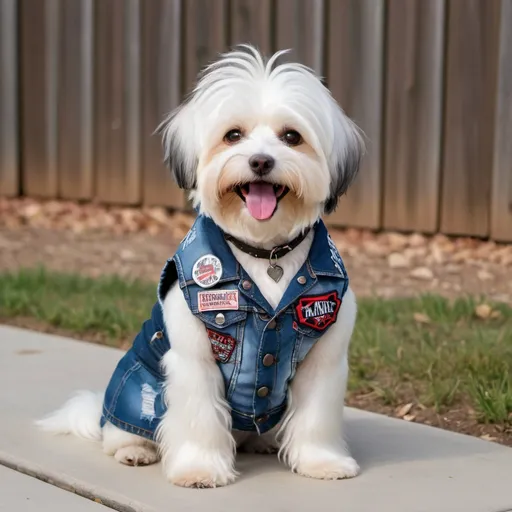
[0,324,511,512]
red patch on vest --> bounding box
[295,291,341,331]
[206,329,237,363]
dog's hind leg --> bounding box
[102,422,160,467]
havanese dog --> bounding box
[37,45,364,488]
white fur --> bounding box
[37,46,362,488]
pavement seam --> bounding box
[0,450,153,512]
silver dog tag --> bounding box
[267,264,284,283]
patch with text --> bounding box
[206,329,237,363]
[198,290,239,312]
[295,291,341,331]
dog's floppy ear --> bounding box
[156,102,198,190]
[324,113,365,215]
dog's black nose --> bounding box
[249,154,275,176]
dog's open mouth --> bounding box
[233,182,289,220]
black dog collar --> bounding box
[224,228,311,260]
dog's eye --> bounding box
[281,130,302,146]
[224,129,243,144]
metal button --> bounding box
[259,313,270,321]
[256,414,269,424]
[215,313,225,325]
[242,280,252,290]
[155,331,163,339]
[297,275,307,285]
[262,354,275,367]
[267,319,277,329]
[257,386,269,398]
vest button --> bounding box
[259,313,270,321]
[155,331,163,339]
[256,414,269,424]
[215,313,225,325]
[257,386,269,398]
[262,354,275,366]
[297,275,307,285]
[242,280,252,290]
[267,319,277,329]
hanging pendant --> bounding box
[267,264,284,283]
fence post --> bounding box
[325,0,385,229]
[0,0,19,196]
[95,0,141,204]
[383,0,445,233]
[491,0,512,242]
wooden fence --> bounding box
[0,0,511,241]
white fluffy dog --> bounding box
[37,46,364,488]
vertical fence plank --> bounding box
[230,0,272,54]
[58,0,94,199]
[20,0,59,197]
[0,0,18,196]
[326,0,385,229]
[440,0,501,237]
[183,0,228,93]
[491,0,512,242]
[141,0,185,207]
[383,0,445,232]
[95,0,141,204]
[275,0,324,74]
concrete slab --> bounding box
[0,465,106,511]
[0,324,511,512]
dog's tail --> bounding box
[35,391,104,441]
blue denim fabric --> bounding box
[101,215,349,440]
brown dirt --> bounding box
[347,393,512,448]
[1,197,512,446]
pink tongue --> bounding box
[245,183,277,220]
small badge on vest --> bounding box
[198,290,239,312]
[192,254,223,288]
[206,328,237,363]
[295,291,341,331]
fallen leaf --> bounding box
[475,304,492,319]
[403,414,416,422]
[480,434,497,442]
[397,403,413,418]
[413,312,431,324]
[410,267,434,281]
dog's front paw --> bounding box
[164,446,237,488]
[169,467,237,488]
[296,455,360,480]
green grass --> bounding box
[0,267,156,344]
[1,267,511,424]
[351,295,512,423]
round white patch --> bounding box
[192,254,223,288]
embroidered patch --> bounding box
[206,328,237,363]
[181,228,197,249]
[327,234,345,276]
[198,290,239,312]
[295,291,341,331]
[192,254,223,288]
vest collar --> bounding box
[192,215,346,282]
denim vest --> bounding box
[101,215,349,440]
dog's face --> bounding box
[160,46,364,246]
